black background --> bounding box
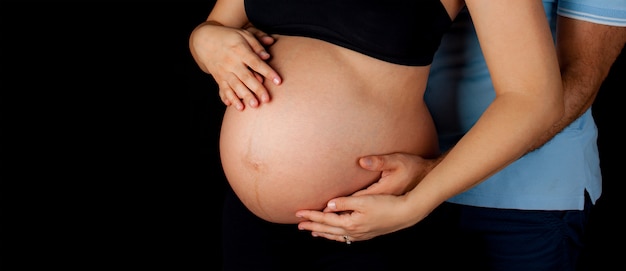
[1,1,624,270]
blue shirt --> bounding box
[558,0,626,27]
[425,0,625,210]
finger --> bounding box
[239,68,271,103]
[217,86,233,107]
[239,28,270,57]
[231,81,260,109]
[258,35,275,46]
[243,53,281,86]
[221,85,244,111]
[320,196,364,214]
[253,71,264,84]
[311,231,349,243]
[359,154,402,172]
[296,213,347,235]
[224,48,276,104]
[223,70,264,108]
[295,209,345,226]
[238,35,282,86]
[243,25,275,46]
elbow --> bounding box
[542,84,565,130]
[525,79,564,132]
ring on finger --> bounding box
[343,235,352,245]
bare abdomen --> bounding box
[219,36,438,223]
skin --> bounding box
[189,19,281,111]
[295,17,626,243]
[190,0,564,224]
[193,0,454,223]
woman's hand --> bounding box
[350,153,438,197]
[295,153,441,243]
[296,193,415,243]
[189,22,281,111]
[243,23,276,47]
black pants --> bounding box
[429,193,593,271]
[221,186,425,271]
[222,185,592,271]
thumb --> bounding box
[323,197,358,213]
[359,154,400,172]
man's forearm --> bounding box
[530,16,626,151]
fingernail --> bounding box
[261,93,269,102]
[361,157,372,167]
[273,77,281,85]
[249,99,258,107]
[260,51,269,58]
[327,201,336,210]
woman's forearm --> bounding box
[405,0,564,214]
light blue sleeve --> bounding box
[557,0,626,26]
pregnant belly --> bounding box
[219,37,438,224]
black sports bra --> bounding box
[244,0,453,66]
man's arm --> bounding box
[531,16,626,150]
